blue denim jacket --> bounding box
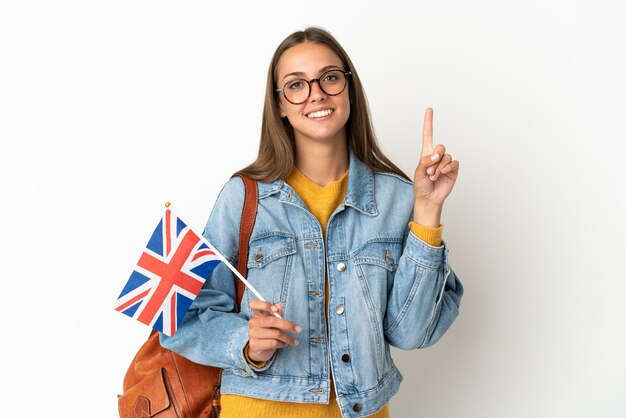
[161,152,463,418]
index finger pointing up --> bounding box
[421,107,434,156]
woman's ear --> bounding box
[279,101,287,118]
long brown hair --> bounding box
[235,27,410,182]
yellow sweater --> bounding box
[220,168,442,418]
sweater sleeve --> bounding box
[408,221,443,247]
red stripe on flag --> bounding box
[115,289,151,313]
[192,249,215,261]
[165,209,172,257]
[170,292,176,336]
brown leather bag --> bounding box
[118,175,258,418]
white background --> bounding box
[1,1,625,417]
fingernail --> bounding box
[430,153,440,161]
[271,305,278,313]
[430,175,437,181]
[295,326,302,333]
[427,166,435,175]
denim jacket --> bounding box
[160,152,463,418]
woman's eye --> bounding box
[323,74,339,83]
[287,81,305,90]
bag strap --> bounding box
[234,174,258,309]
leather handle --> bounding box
[235,174,258,309]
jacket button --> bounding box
[341,353,350,362]
[335,305,345,315]
[336,262,346,272]
[353,403,362,412]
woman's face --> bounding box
[275,42,350,146]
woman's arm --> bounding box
[383,108,463,349]
[159,177,270,377]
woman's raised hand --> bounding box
[413,108,459,227]
[247,300,302,362]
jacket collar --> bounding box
[343,150,378,216]
[258,151,378,216]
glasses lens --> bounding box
[320,70,347,95]
[284,79,309,104]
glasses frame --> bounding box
[275,69,352,105]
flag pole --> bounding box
[165,202,281,319]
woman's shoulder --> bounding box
[209,176,247,217]
[371,171,414,210]
[213,175,283,211]
[373,171,413,188]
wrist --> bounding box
[413,200,442,227]
[244,342,268,367]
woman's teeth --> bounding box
[307,109,333,119]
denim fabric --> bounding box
[160,152,463,418]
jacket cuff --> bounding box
[404,229,448,269]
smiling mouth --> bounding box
[306,109,334,119]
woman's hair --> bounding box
[235,26,410,182]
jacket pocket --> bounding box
[354,239,402,312]
[243,232,296,315]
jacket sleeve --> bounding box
[383,228,464,350]
[159,177,272,377]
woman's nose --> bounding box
[309,80,327,102]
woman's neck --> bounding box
[293,138,349,186]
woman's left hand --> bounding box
[413,108,459,226]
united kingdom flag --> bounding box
[114,208,221,336]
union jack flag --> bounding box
[114,208,220,336]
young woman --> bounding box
[161,27,463,418]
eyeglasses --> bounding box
[275,69,351,105]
